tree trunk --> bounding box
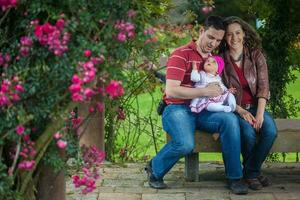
[36,151,66,200]
[78,94,105,151]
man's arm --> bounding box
[165,79,223,99]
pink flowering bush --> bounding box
[0,0,171,199]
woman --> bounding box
[220,16,277,190]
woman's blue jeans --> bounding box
[151,104,243,180]
[236,108,277,179]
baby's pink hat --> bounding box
[212,55,224,75]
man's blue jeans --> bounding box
[151,104,243,180]
[236,108,277,179]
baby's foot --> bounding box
[191,107,197,113]
[223,106,232,112]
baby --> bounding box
[190,55,236,113]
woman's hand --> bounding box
[237,107,256,125]
[253,113,264,133]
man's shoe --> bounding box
[145,161,167,189]
[228,179,248,195]
[258,175,271,187]
[245,178,263,190]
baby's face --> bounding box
[203,57,218,75]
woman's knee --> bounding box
[241,129,256,145]
[262,113,278,140]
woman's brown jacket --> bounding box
[221,47,270,105]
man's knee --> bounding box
[174,142,194,155]
[220,113,240,131]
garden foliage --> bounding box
[0,0,171,198]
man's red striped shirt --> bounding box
[163,41,206,105]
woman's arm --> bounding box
[255,50,270,100]
[254,97,266,132]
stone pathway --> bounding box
[66,162,300,200]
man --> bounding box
[145,16,248,195]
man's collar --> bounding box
[188,40,212,59]
[187,40,198,51]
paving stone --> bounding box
[102,179,143,187]
[115,186,157,194]
[67,192,99,200]
[98,192,141,200]
[273,192,299,200]
[157,187,200,193]
[186,188,230,200]
[184,180,227,187]
[284,185,300,200]
[142,193,185,200]
[230,193,275,200]
[97,186,116,193]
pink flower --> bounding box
[56,139,67,149]
[144,27,155,35]
[11,0,18,6]
[117,107,126,120]
[20,46,30,56]
[105,80,124,98]
[125,23,135,32]
[18,160,35,170]
[83,88,95,98]
[71,74,82,84]
[0,55,4,66]
[72,117,82,127]
[12,76,19,82]
[117,32,126,42]
[71,93,84,102]
[69,84,81,93]
[14,84,25,92]
[54,132,62,140]
[127,31,135,39]
[30,19,39,27]
[1,83,9,93]
[34,25,43,38]
[127,9,137,18]
[84,49,92,57]
[91,55,104,65]
[88,107,95,113]
[55,19,65,29]
[16,125,25,135]
[201,6,213,14]
[0,95,9,106]
[12,93,20,102]
[20,36,33,46]
[4,53,11,62]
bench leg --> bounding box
[185,152,199,182]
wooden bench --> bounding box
[167,119,300,182]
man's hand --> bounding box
[228,87,237,94]
[205,83,222,97]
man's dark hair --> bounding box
[204,16,225,31]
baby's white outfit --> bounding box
[190,70,236,113]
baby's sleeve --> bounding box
[218,76,228,92]
[191,70,201,82]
